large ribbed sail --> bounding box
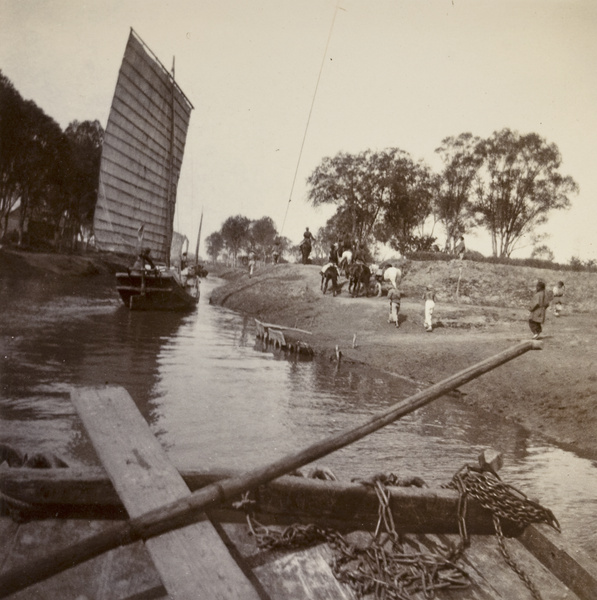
[94,29,193,263]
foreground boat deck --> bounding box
[0,515,582,599]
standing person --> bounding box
[387,287,401,328]
[454,235,466,260]
[328,243,339,264]
[552,281,565,316]
[248,249,257,278]
[422,285,436,332]
[528,280,550,339]
[272,242,280,264]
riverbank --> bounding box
[210,261,597,459]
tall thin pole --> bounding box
[195,209,203,264]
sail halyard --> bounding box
[93,29,193,264]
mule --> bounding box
[339,249,353,277]
[320,264,339,296]
[348,262,371,297]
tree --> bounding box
[373,150,436,254]
[205,231,224,263]
[307,149,434,253]
[60,120,104,248]
[307,150,388,248]
[220,215,251,265]
[471,129,578,257]
[249,216,278,261]
[531,244,554,262]
[435,133,483,251]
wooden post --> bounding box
[0,340,540,598]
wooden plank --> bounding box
[71,386,260,600]
[520,524,597,600]
[253,544,356,600]
[427,533,581,600]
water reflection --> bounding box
[0,274,595,559]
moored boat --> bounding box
[92,29,199,311]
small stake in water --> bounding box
[352,333,357,348]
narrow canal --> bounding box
[1,273,596,559]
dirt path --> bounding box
[211,263,597,459]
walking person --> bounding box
[388,287,401,328]
[552,281,565,317]
[248,250,257,278]
[454,235,466,260]
[528,280,550,339]
[422,285,436,332]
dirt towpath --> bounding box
[210,263,597,459]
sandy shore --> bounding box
[210,262,597,460]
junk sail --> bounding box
[93,29,193,263]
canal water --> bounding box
[1,272,596,559]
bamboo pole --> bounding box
[0,340,540,597]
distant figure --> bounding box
[299,227,316,264]
[454,236,466,260]
[133,248,156,271]
[383,264,402,290]
[272,242,281,264]
[388,287,401,328]
[422,285,436,332]
[328,243,339,264]
[248,250,257,277]
[528,280,550,339]
[552,281,565,317]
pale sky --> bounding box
[1,0,596,262]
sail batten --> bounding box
[94,29,192,261]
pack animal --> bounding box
[320,264,339,296]
[348,263,371,298]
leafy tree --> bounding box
[220,215,251,265]
[374,151,436,254]
[60,120,103,248]
[249,216,278,261]
[307,150,387,248]
[471,129,578,257]
[205,230,224,263]
[530,244,554,262]
[435,133,482,251]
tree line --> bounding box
[0,71,103,250]
[2,72,578,262]
[309,131,578,259]
[205,215,292,265]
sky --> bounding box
[1,0,596,262]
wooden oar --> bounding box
[0,340,540,597]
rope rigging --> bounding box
[280,0,342,238]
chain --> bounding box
[245,472,470,599]
[447,465,560,600]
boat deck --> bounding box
[0,515,583,599]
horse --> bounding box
[320,263,339,296]
[348,262,371,298]
[299,240,312,264]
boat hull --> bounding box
[116,271,199,311]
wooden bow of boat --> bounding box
[2,340,597,599]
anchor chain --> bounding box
[446,464,560,600]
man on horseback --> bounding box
[299,227,316,264]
